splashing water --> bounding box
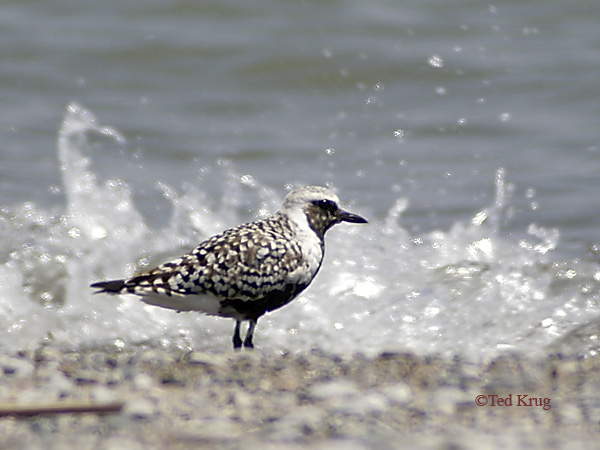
[1,103,599,357]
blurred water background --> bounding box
[1,0,600,357]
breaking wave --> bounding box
[1,103,599,358]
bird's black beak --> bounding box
[338,209,368,224]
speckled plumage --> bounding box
[91,186,367,349]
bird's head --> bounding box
[280,186,367,239]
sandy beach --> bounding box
[1,347,599,449]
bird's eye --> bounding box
[312,199,337,212]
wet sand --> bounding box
[1,347,599,449]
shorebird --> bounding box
[91,186,367,349]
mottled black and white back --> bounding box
[91,186,367,349]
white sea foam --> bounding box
[1,103,599,357]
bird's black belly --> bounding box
[220,283,307,320]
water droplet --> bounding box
[41,292,54,305]
[365,96,377,105]
[216,159,232,168]
[48,185,62,195]
[435,86,447,95]
[457,118,468,126]
[90,226,107,240]
[325,147,335,155]
[374,82,385,91]
[471,211,488,226]
[424,306,440,317]
[499,112,511,122]
[428,54,444,68]
[240,174,256,187]
[393,129,405,139]
[522,27,538,35]
[68,227,81,238]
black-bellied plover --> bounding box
[91,186,367,349]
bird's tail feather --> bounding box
[90,279,126,294]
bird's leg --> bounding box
[243,318,257,349]
[233,321,243,349]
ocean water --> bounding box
[1,0,599,357]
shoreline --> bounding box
[1,347,599,449]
